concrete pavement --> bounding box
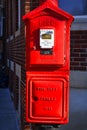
[60,88,87,130]
[0,88,87,130]
[0,88,19,130]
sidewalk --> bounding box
[60,88,87,130]
[0,88,19,130]
[0,87,87,130]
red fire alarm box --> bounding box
[26,75,69,124]
[23,0,74,125]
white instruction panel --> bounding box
[40,29,54,49]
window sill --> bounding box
[7,59,9,67]
[71,15,87,30]
[9,35,14,41]
[6,38,9,43]
[15,29,20,37]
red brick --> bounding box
[74,58,86,62]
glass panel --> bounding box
[59,0,87,15]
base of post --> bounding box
[32,124,61,130]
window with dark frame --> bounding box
[15,0,21,32]
[0,0,2,5]
[5,0,9,38]
[0,5,3,37]
[10,0,13,35]
[15,0,19,31]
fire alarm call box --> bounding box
[23,0,74,125]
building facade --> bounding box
[0,0,4,67]
[3,0,87,130]
[4,0,39,130]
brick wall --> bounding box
[5,0,39,130]
[70,30,87,71]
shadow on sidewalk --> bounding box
[0,88,19,130]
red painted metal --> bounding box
[23,0,74,125]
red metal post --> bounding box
[23,0,74,128]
